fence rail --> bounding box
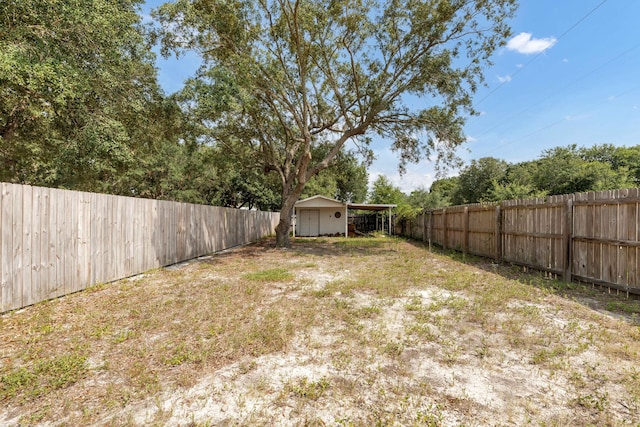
[1,183,280,313]
[395,188,640,295]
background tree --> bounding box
[406,187,449,210]
[487,181,543,202]
[438,144,638,207]
[368,175,421,219]
[579,144,640,185]
[332,152,369,203]
[154,0,517,247]
[532,145,633,195]
[429,176,458,206]
[485,161,544,201]
[213,172,281,210]
[369,175,405,205]
[451,157,508,204]
[0,0,179,195]
[301,151,369,202]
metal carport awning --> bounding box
[347,203,397,235]
[347,203,397,211]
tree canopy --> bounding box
[300,150,369,203]
[0,0,163,191]
[154,0,517,246]
[0,0,236,205]
[7,1,638,239]
[450,157,508,204]
[427,143,640,207]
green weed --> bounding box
[382,340,404,357]
[243,268,293,282]
[286,377,330,400]
[163,342,200,366]
[358,305,382,319]
[605,300,640,315]
[574,391,609,411]
[1,353,87,401]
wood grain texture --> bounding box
[397,189,640,294]
[1,183,279,313]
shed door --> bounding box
[300,209,320,236]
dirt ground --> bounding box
[1,237,639,426]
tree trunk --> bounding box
[274,184,304,248]
[275,211,292,247]
[275,199,296,247]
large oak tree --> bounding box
[155,0,517,247]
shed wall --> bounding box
[296,207,345,236]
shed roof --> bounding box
[294,195,345,208]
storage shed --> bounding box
[294,195,348,237]
[293,195,396,237]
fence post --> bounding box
[428,211,433,251]
[442,208,447,249]
[422,212,427,245]
[463,206,469,254]
[495,205,502,262]
[563,198,573,282]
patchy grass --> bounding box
[284,376,330,401]
[1,237,640,426]
[1,352,87,402]
[243,267,294,282]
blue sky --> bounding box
[141,0,640,194]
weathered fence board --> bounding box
[501,199,565,275]
[0,183,280,313]
[1,184,14,311]
[22,185,34,306]
[467,206,496,257]
[396,188,640,295]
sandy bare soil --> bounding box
[1,237,639,426]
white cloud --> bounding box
[506,32,557,54]
[565,114,590,121]
[562,58,569,63]
[497,74,512,83]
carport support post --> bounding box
[388,207,392,235]
[344,205,348,237]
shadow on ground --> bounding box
[195,236,401,262]
[404,238,640,325]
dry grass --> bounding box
[1,236,640,426]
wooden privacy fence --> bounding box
[395,188,640,295]
[0,183,280,313]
